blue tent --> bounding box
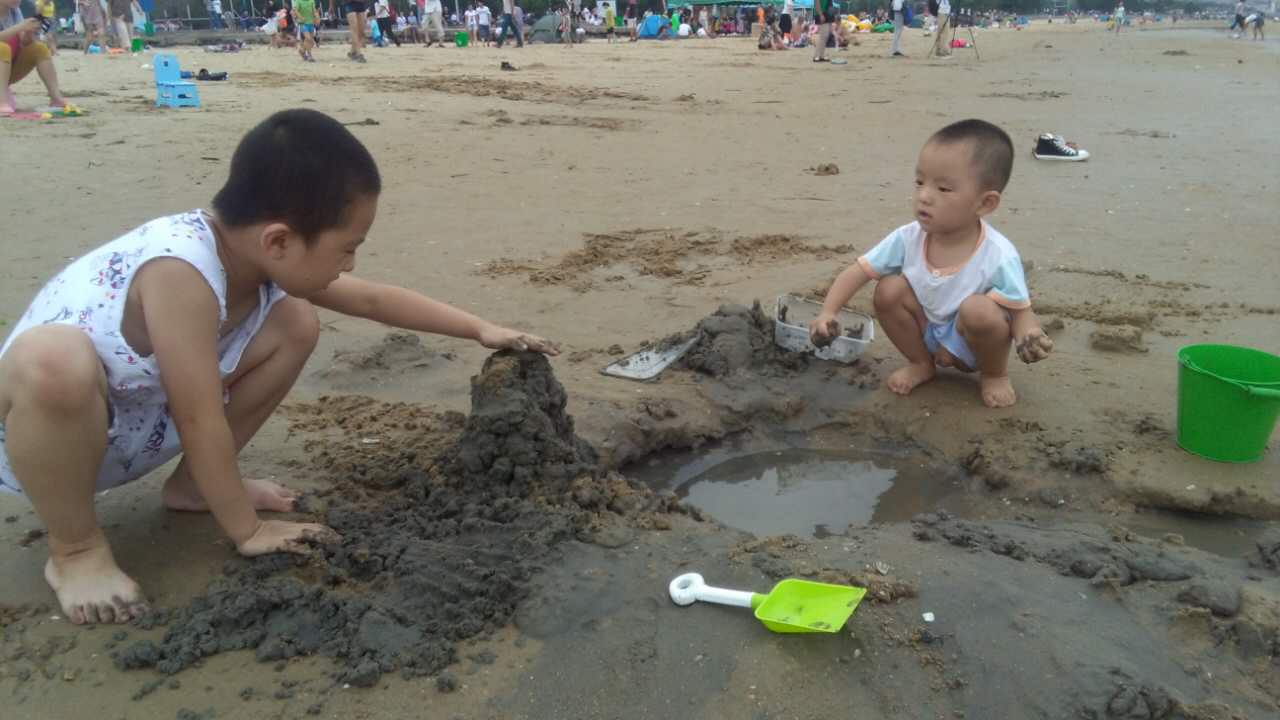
[638,13,671,38]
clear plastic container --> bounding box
[773,294,873,364]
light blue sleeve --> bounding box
[986,255,1031,308]
[857,229,907,278]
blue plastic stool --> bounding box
[154,54,200,108]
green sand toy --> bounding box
[668,572,867,633]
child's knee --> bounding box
[957,295,1010,335]
[2,327,105,415]
[275,297,321,352]
[872,275,913,311]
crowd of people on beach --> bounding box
[4,0,1277,112]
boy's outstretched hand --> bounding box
[479,324,561,356]
[807,313,842,349]
[1016,328,1054,364]
[237,520,341,557]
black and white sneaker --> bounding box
[1033,133,1090,161]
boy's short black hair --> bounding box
[928,119,1014,193]
[212,109,381,243]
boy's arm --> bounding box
[310,275,559,354]
[809,263,873,342]
[137,260,335,552]
[137,261,260,546]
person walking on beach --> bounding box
[1250,10,1264,39]
[476,1,492,45]
[562,0,577,45]
[293,0,318,60]
[813,0,832,61]
[464,2,477,44]
[422,0,444,45]
[330,0,368,61]
[496,0,522,46]
[373,0,401,46]
[76,0,104,52]
[889,0,906,56]
[931,0,951,57]
[780,0,793,44]
[1229,0,1246,37]
[108,0,130,51]
[1113,1,1124,32]
[624,0,637,41]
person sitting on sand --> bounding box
[1,0,68,114]
[757,18,784,49]
[0,109,559,625]
[810,120,1053,408]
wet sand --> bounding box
[2,20,1279,720]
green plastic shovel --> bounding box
[668,572,867,633]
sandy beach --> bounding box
[2,19,1279,720]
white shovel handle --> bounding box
[668,573,756,608]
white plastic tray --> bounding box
[601,336,699,381]
[774,294,874,364]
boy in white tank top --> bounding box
[0,109,558,626]
[811,119,1053,408]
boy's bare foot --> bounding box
[886,362,936,395]
[162,475,299,513]
[45,542,148,624]
[980,375,1017,408]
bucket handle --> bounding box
[1182,355,1280,396]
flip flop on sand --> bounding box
[2,111,49,120]
[42,103,88,117]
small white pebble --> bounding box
[922,612,935,623]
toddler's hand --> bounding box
[236,520,340,557]
[1016,328,1053,364]
[479,324,560,356]
[808,313,841,348]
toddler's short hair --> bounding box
[928,119,1014,193]
[212,109,381,243]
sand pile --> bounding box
[114,352,651,690]
[681,301,808,379]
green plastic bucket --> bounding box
[454,31,468,47]
[1177,344,1280,463]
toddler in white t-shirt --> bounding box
[811,119,1053,408]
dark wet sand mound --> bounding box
[114,352,655,690]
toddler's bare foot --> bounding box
[163,475,299,513]
[45,541,148,625]
[980,374,1017,408]
[886,362,936,395]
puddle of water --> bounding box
[630,440,966,538]
[1123,509,1271,559]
